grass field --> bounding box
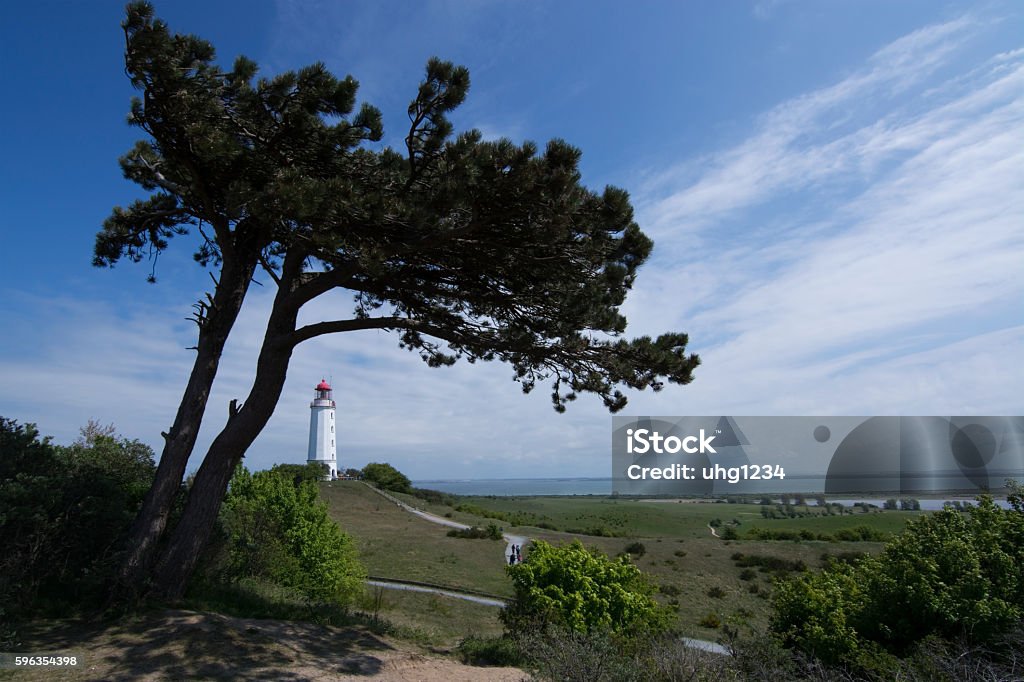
[321,483,925,640]
[320,481,512,597]
[453,495,922,540]
[357,587,505,645]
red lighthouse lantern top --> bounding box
[313,378,335,407]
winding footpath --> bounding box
[360,481,529,565]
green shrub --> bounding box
[219,466,364,604]
[502,540,669,637]
[447,523,503,540]
[733,553,806,574]
[457,635,524,666]
[746,527,800,541]
[771,494,1024,665]
[270,462,328,485]
[624,541,646,557]
[360,462,412,493]
[410,486,458,507]
[658,584,681,597]
[832,525,888,542]
[707,586,727,599]
[820,550,866,567]
[0,418,155,618]
[699,612,721,629]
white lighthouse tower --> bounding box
[307,379,337,480]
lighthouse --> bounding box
[307,379,337,480]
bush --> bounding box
[360,462,412,494]
[699,612,721,629]
[513,626,731,682]
[270,462,329,485]
[447,523,503,540]
[457,635,523,667]
[512,625,643,681]
[218,466,364,605]
[658,584,681,597]
[410,486,458,507]
[0,418,155,618]
[623,541,646,557]
[746,527,800,541]
[771,493,1024,665]
[820,550,866,567]
[832,525,888,542]
[732,553,806,574]
[707,586,727,599]
[502,540,669,637]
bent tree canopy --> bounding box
[97,2,700,598]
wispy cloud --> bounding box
[625,15,1023,422]
[638,17,980,241]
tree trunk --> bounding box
[148,264,301,601]
[113,256,256,601]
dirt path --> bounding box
[9,610,526,682]
[361,482,470,530]
[361,483,532,565]
[367,579,507,607]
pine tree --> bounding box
[97,2,700,599]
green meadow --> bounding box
[322,482,923,643]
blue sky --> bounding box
[0,1,1021,480]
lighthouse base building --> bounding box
[307,379,337,480]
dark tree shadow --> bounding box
[17,609,396,680]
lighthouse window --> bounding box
[331,425,334,433]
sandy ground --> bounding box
[6,610,527,682]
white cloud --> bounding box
[624,16,1024,429]
[638,16,981,241]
